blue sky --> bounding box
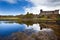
[0,0,33,15]
[0,0,60,15]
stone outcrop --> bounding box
[4,29,57,40]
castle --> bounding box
[40,9,59,16]
[39,9,59,19]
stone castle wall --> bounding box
[40,9,59,16]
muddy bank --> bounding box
[40,23,60,40]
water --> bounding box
[0,22,24,36]
[0,21,59,40]
[0,21,39,37]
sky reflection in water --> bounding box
[0,21,52,37]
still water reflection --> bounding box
[0,21,59,40]
[0,21,52,37]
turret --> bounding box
[40,9,43,13]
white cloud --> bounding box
[0,0,17,4]
[24,0,60,14]
[24,6,40,14]
[25,24,40,31]
[26,0,48,6]
[26,0,60,6]
[0,0,26,4]
[24,5,60,14]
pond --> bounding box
[0,21,60,40]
